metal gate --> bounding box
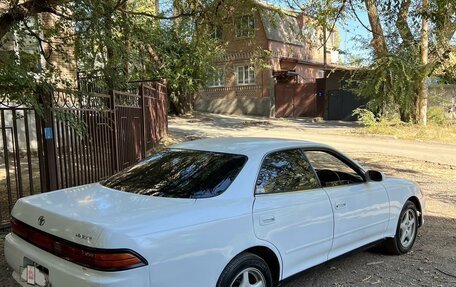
[327,90,368,120]
[114,83,168,169]
[275,82,318,118]
[40,89,117,191]
[114,91,144,169]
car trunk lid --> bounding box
[11,183,196,247]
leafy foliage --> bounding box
[0,0,231,114]
[151,22,224,114]
[353,51,422,121]
[352,107,376,126]
[282,0,455,124]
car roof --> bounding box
[171,137,330,157]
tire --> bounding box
[384,200,418,255]
[217,252,273,287]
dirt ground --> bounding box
[0,113,455,286]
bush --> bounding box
[428,106,448,125]
[352,108,377,127]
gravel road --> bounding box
[0,113,455,286]
[168,113,456,166]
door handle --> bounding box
[260,215,276,225]
[335,202,347,209]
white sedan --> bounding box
[5,138,424,287]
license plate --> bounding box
[20,264,49,287]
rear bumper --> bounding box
[5,233,150,287]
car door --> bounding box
[252,149,334,279]
[304,150,390,259]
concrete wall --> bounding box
[429,84,456,118]
[195,95,270,116]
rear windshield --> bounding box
[101,149,248,198]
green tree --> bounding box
[282,0,456,124]
[0,0,243,114]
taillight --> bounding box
[11,218,147,271]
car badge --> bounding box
[38,216,45,226]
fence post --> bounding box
[37,91,58,192]
[110,91,120,173]
[158,82,169,136]
[140,84,146,159]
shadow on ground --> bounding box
[282,215,456,287]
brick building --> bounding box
[196,1,342,117]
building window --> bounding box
[208,67,225,87]
[235,15,255,38]
[211,25,223,40]
[236,65,255,85]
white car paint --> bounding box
[4,137,424,287]
[324,181,390,258]
[253,189,334,278]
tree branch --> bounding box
[23,22,54,62]
[0,0,71,40]
[321,0,347,49]
[118,8,202,20]
[395,0,415,45]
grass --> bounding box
[353,122,456,144]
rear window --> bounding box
[101,149,248,198]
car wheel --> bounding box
[384,200,418,255]
[217,252,273,287]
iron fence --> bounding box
[0,82,168,226]
[0,105,40,228]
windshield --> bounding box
[101,149,248,198]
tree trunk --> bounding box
[364,0,388,58]
[104,9,115,92]
[417,0,429,125]
[396,0,414,45]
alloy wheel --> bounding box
[399,208,417,248]
[229,267,266,287]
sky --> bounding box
[337,10,372,63]
[266,0,373,63]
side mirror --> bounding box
[367,170,383,182]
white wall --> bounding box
[0,109,38,154]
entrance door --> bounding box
[304,150,390,259]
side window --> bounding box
[305,151,364,187]
[256,149,319,194]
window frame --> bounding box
[207,66,225,87]
[236,64,255,86]
[234,14,255,38]
[211,25,223,41]
[303,147,368,187]
[254,148,321,196]
[254,147,368,196]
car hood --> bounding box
[11,183,197,248]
